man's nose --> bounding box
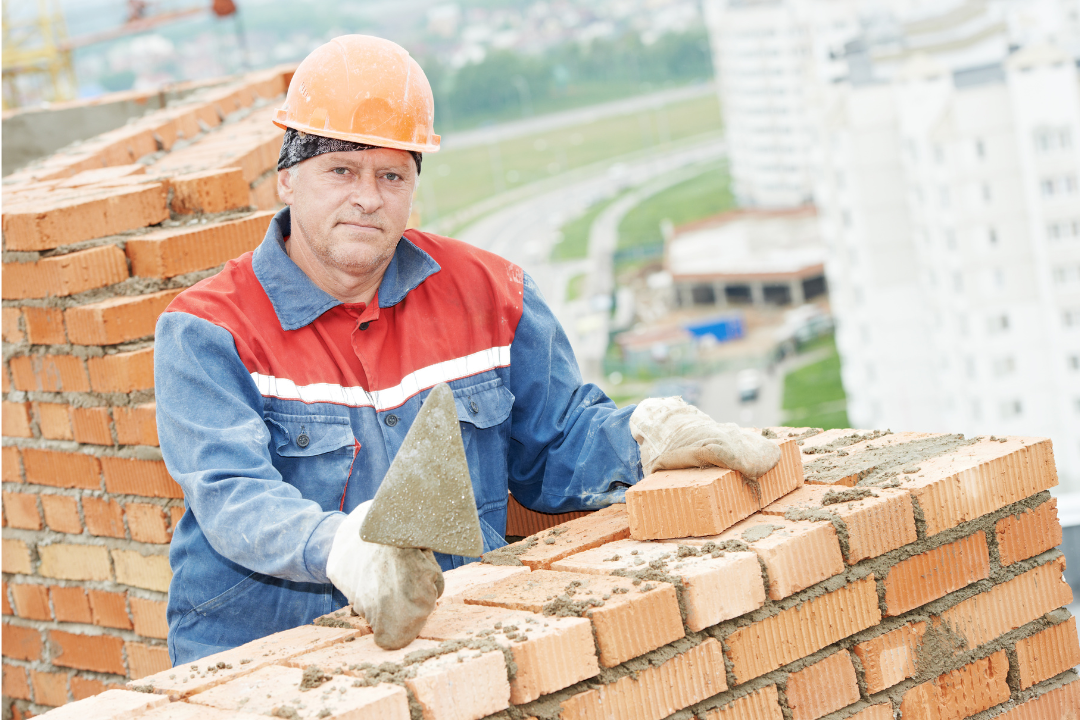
[349,172,385,213]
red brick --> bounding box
[2,402,32,438]
[853,621,927,693]
[22,447,101,489]
[2,308,25,343]
[700,685,784,720]
[87,348,155,393]
[799,431,944,485]
[464,568,683,668]
[66,290,180,345]
[168,168,251,215]
[435,561,531,606]
[506,492,590,537]
[626,466,759,540]
[70,406,113,445]
[726,575,881,683]
[996,678,1080,719]
[101,456,183,498]
[996,500,1062,567]
[35,401,73,440]
[88,590,132,629]
[1,364,8,393]
[1,582,11,615]
[1,245,128,299]
[885,532,990,616]
[1014,617,1080,689]
[124,641,169,680]
[50,630,125,673]
[846,706,897,720]
[70,675,124,700]
[10,584,51,621]
[128,212,273,277]
[125,503,169,543]
[3,538,33,574]
[41,494,83,534]
[785,651,860,720]
[57,163,145,188]
[2,446,23,483]
[39,687,169,718]
[2,492,42,529]
[420,603,598,705]
[114,403,158,446]
[552,539,766,631]
[8,354,89,392]
[2,664,31,701]
[1,183,169,251]
[2,624,43,661]
[50,586,92,624]
[936,557,1073,650]
[129,597,168,639]
[30,669,69,707]
[38,543,112,581]
[756,437,805,506]
[22,306,67,344]
[83,496,126,537]
[900,650,1010,720]
[508,504,630,570]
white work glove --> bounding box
[630,396,781,479]
[326,500,445,650]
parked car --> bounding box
[736,369,762,403]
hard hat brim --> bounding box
[274,112,441,155]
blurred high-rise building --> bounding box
[705,0,1080,491]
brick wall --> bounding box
[1,66,296,718]
[32,427,1078,720]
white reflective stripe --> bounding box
[250,345,511,411]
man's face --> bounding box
[278,148,417,280]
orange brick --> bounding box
[50,629,125,673]
[1,582,11,615]
[438,562,531,605]
[2,624,43,661]
[2,538,33,574]
[125,641,170,679]
[996,499,1062,567]
[35,402,73,440]
[846,706,897,720]
[785,651,860,720]
[900,650,1010,720]
[10,583,51,620]
[756,436,805,506]
[125,503,169,543]
[726,575,881,683]
[853,621,927,693]
[506,492,590,537]
[66,289,180,345]
[30,669,68,707]
[88,590,132,629]
[800,431,945,485]
[22,306,67,344]
[885,532,990,616]
[561,641,727,720]
[70,675,123,700]
[8,354,89,392]
[36,687,169,719]
[1,365,8,393]
[22,448,101,489]
[131,624,362,698]
[1,183,169,251]
[2,308,25,343]
[57,163,145,188]
[136,703,266,719]
[87,348,155,393]
[1,244,128,299]
[996,678,1080,719]
[2,446,23,483]
[101,456,182,498]
[761,484,917,563]
[2,401,32,438]
[2,492,42,529]
[38,543,112,581]
[420,603,599,705]
[127,212,273,279]
[129,597,168,639]
[168,168,251,215]
[112,549,172,591]
[505,504,631,570]
[51,586,92,623]
[114,403,158,446]
[1014,616,1080,689]
[249,173,280,210]
[626,466,759,540]
[700,685,784,720]
[83,496,126,537]
[552,539,766,631]
[2,663,31,701]
[464,568,683,667]
[71,406,113,445]
[936,557,1073,650]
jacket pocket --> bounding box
[266,412,353,457]
[450,377,514,513]
[265,412,355,510]
[452,378,514,429]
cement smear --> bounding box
[803,433,976,486]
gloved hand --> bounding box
[630,396,781,479]
[326,500,445,650]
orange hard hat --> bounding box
[273,35,440,154]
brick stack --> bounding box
[1,66,295,717]
[23,427,1076,720]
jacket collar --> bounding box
[252,206,441,331]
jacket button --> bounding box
[296,433,310,448]
[385,414,399,427]
[470,400,479,414]
[359,322,370,330]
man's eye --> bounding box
[384,173,400,181]
[332,167,349,175]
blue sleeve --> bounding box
[154,312,343,584]
[505,274,642,513]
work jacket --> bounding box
[155,206,642,665]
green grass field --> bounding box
[781,337,851,429]
[416,94,723,224]
[565,273,587,302]
[551,192,626,262]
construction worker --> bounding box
[154,35,781,663]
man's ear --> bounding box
[277,168,295,205]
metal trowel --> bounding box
[360,382,484,557]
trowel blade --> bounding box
[360,383,484,557]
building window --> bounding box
[1064,309,1080,327]
[1042,179,1055,197]
[993,357,1016,376]
[990,314,1010,332]
[946,230,957,250]
[988,227,998,245]
[953,271,964,293]
[690,284,717,306]
[1070,355,1080,371]
[994,268,1005,289]
[1049,222,1061,240]
[934,145,944,164]
[966,357,976,379]
[982,183,992,202]
[975,139,985,158]
[1001,400,1023,419]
